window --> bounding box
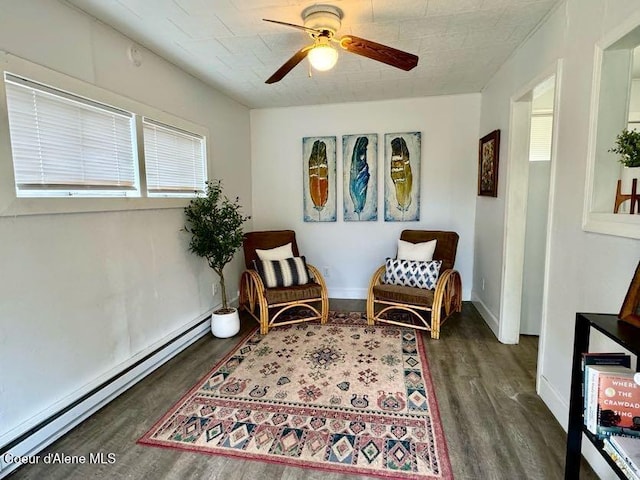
[143,118,206,196]
[4,73,138,197]
[529,113,553,162]
[0,56,210,215]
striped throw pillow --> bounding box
[253,256,311,288]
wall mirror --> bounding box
[584,22,640,239]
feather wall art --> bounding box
[384,132,421,221]
[343,134,378,221]
[303,136,336,222]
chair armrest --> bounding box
[435,268,459,289]
[368,265,386,291]
[307,264,328,291]
[242,268,266,292]
[432,268,462,314]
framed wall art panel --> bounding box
[384,132,421,222]
[343,133,378,221]
[303,136,337,222]
[478,129,500,197]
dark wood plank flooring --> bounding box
[7,301,596,479]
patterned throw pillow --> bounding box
[382,258,442,290]
[253,256,310,288]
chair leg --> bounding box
[321,297,329,324]
[258,295,269,335]
[366,266,385,326]
[238,275,246,312]
[430,308,441,339]
[366,295,375,325]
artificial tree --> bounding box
[610,129,640,168]
[184,180,250,313]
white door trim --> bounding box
[498,59,563,395]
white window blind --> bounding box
[529,113,553,162]
[4,73,137,196]
[143,118,206,196]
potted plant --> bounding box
[609,129,640,194]
[184,180,250,338]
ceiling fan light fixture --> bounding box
[263,4,418,84]
[308,41,338,71]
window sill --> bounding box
[0,196,190,217]
[582,212,640,239]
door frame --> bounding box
[499,60,562,389]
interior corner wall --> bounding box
[472,0,640,477]
[250,95,480,300]
[0,0,251,445]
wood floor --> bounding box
[7,301,597,480]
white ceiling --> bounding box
[64,0,562,109]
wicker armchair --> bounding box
[239,230,329,334]
[367,230,462,339]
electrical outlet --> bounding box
[482,278,485,290]
[212,283,216,297]
[322,266,330,277]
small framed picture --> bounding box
[478,129,500,197]
[619,261,640,328]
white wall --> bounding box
[250,95,480,300]
[520,160,551,335]
[0,0,251,444]
[473,0,640,476]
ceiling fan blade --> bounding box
[339,35,418,71]
[265,46,313,84]
[263,18,322,35]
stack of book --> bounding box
[583,353,640,439]
[583,353,640,477]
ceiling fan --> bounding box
[263,4,419,84]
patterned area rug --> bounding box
[138,311,452,479]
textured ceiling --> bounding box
[64,0,563,109]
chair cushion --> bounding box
[373,284,435,307]
[265,282,323,304]
[253,256,310,288]
[382,258,442,290]
[397,238,437,261]
[256,242,293,261]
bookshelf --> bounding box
[565,313,640,479]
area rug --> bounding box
[138,311,452,479]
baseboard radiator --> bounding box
[0,310,214,479]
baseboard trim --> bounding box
[329,287,367,300]
[537,374,568,430]
[470,292,501,341]
[0,306,221,478]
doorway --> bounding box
[520,78,555,335]
[499,67,560,350]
